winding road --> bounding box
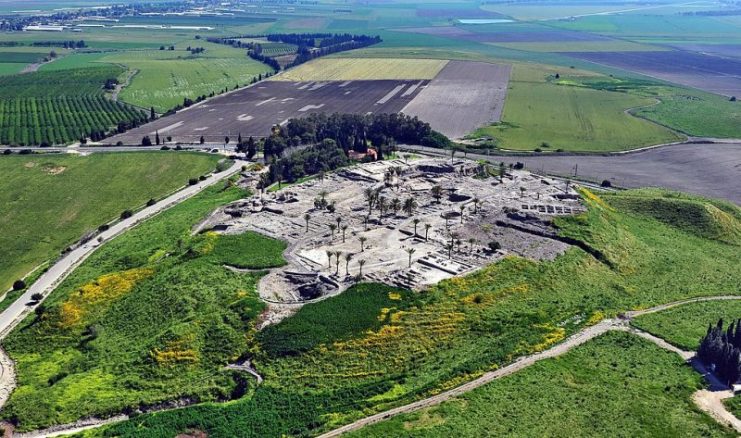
[318,296,741,438]
[0,160,243,409]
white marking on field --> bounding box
[279,119,289,126]
[237,114,254,122]
[281,98,295,102]
[402,81,424,97]
[208,109,216,112]
[299,104,325,112]
[256,97,276,106]
[365,111,373,115]
[376,85,406,105]
[298,82,313,90]
[309,82,327,91]
[153,121,183,134]
[344,91,352,95]
[339,81,352,87]
[194,127,209,131]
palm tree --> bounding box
[459,204,466,223]
[499,162,505,182]
[377,197,388,218]
[391,198,401,216]
[364,187,376,215]
[359,236,368,252]
[341,224,348,242]
[468,238,476,253]
[344,253,353,276]
[326,250,333,268]
[445,243,453,259]
[319,190,328,203]
[403,197,417,216]
[358,259,366,278]
[336,216,342,229]
[412,218,420,236]
[334,251,342,275]
[364,215,370,231]
[424,223,432,241]
[431,185,443,203]
[303,213,311,232]
[405,247,416,268]
[328,223,337,238]
[472,197,481,214]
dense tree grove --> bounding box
[266,139,349,186]
[698,318,741,385]
[262,113,449,162]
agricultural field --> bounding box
[0,152,221,294]
[2,183,288,430]
[472,64,682,152]
[0,66,147,145]
[345,332,731,437]
[273,58,449,81]
[65,187,741,437]
[106,78,430,144]
[98,42,274,112]
[633,300,741,351]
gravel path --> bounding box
[318,295,741,437]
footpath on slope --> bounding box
[0,160,243,410]
[318,295,741,438]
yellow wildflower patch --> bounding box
[586,310,605,325]
[378,307,391,321]
[388,292,402,301]
[531,325,566,352]
[151,335,199,366]
[58,268,153,328]
[579,187,613,211]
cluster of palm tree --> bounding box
[325,250,367,278]
[363,186,418,223]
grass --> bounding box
[633,301,741,351]
[487,40,667,53]
[473,64,683,152]
[98,42,273,112]
[344,332,733,437]
[273,58,449,81]
[82,187,741,438]
[0,152,220,294]
[258,284,417,357]
[2,183,287,430]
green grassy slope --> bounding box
[345,332,733,438]
[0,152,221,294]
[633,301,741,351]
[2,183,286,430]
[78,187,741,438]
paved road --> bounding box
[318,295,741,437]
[0,161,242,410]
[401,142,741,204]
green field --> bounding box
[472,64,683,152]
[345,332,732,437]
[0,152,221,294]
[633,301,741,351]
[67,187,741,437]
[98,42,273,112]
[2,182,288,430]
[0,66,147,145]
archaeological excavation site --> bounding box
[197,155,585,315]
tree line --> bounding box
[259,113,449,162]
[698,318,741,385]
[263,138,350,188]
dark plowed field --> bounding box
[106,79,428,144]
[564,50,741,97]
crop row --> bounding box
[0,95,146,146]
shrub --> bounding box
[30,293,43,302]
[12,280,26,291]
[188,178,198,186]
[601,180,612,188]
[141,136,152,146]
[146,198,157,207]
[98,224,110,232]
[120,210,133,219]
[199,175,207,181]
[488,241,502,251]
[160,146,170,151]
[3,149,11,155]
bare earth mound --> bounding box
[402,61,511,139]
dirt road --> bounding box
[318,295,741,437]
